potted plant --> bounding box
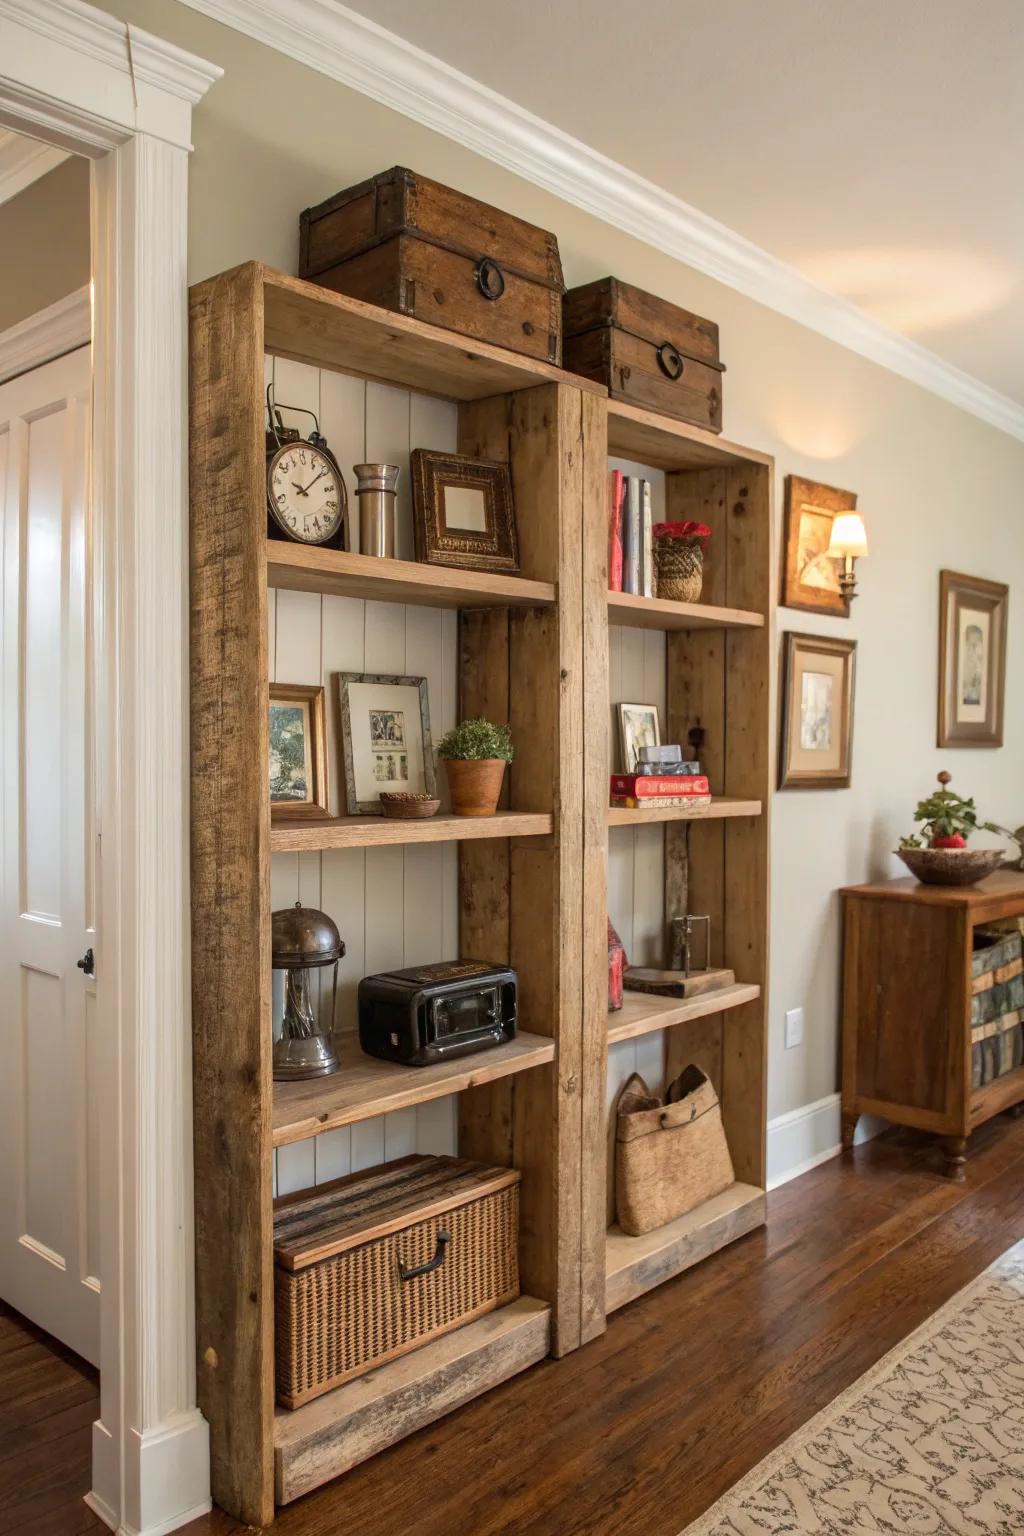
[896,771,1018,886]
[437,718,514,817]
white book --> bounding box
[623,477,641,595]
[641,479,654,597]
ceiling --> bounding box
[0,130,68,206]
[347,0,1024,406]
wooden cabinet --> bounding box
[841,871,1024,1177]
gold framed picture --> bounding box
[938,570,1008,748]
[781,475,857,617]
[779,633,856,789]
[269,683,330,822]
[411,449,519,574]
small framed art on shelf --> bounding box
[337,673,436,814]
[269,683,330,823]
[411,449,519,574]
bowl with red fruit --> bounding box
[896,771,1012,886]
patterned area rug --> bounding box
[685,1238,1024,1534]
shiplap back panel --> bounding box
[267,354,458,1196]
[607,459,668,1108]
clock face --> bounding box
[268,442,345,545]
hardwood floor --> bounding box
[13,1116,1024,1534]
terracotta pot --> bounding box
[444,757,506,817]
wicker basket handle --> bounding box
[398,1230,450,1281]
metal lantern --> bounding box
[271,902,345,1081]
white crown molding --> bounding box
[177,0,1024,443]
[0,284,90,384]
[0,129,68,203]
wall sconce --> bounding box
[826,512,869,602]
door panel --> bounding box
[0,344,98,1365]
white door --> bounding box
[0,345,99,1365]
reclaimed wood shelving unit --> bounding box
[189,261,771,1522]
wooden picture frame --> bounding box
[411,449,519,574]
[269,683,329,822]
[779,633,856,789]
[617,702,661,774]
[938,570,1008,748]
[781,475,857,617]
[336,672,436,815]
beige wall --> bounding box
[0,157,90,333]
[110,0,1024,1126]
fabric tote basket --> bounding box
[615,1066,735,1236]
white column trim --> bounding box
[0,4,221,1533]
[0,285,90,383]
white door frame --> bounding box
[0,5,221,1533]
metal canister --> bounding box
[353,463,400,558]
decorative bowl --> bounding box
[379,793,441,820]
[896,847,1005,887]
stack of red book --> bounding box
[609,773,711,810]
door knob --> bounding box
[77,948,95,977]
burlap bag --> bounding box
[615,1065,734,1236]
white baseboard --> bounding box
[84,1488,119,1533]
[767,1093,887,1190]
[121,1409,212,1536]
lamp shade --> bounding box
[826,512,868,559]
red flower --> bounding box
[652,520,712,544]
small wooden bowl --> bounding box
[379,793,441,820]
[896,847,1004,887]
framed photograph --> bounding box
[269,683,329,822]
[337,673,436,814]
[779,634,856,789]
[938,570,1008,748]
[618,702,661,774]
[782,475,857,617]
[411,449,519,574]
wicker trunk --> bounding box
[274,1155,520,1408]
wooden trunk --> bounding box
[300,167,564,365]
[564,277,724,432]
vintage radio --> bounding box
[358,960,517,1067]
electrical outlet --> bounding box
[784,1007,804,1050]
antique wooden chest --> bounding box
[563,276,725,432]
[274,1154,520,1408]
[299,167,565,364]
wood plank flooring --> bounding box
[12,1115,1024,1534]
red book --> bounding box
[610,774,710,798]
[608,470,624,592]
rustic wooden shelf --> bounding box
[273,1031,556,1146]
[972,1064,1024,1125]
[606,798,762,827]
[263,266,603,402]
[268,542,557,611]
[271,810,553,852]
[608,590,764,632]
[607,398,773,472]
[273,1296,551,1504]
[605,1183,765,1313]
[607,983,761,1047]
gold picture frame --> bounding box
[781,475,857,617]
[269,683,330,822]
[411,449,519,574]
[938,570,1008,748]
[779,633,856,789]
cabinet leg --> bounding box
[841,1112,858,1153]
[941,1135,968,1182]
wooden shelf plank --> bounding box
[607,798,761,827]
[607,983,761,1046]
[608,590,764,632]
[268,543,556,610]
[971,1063,1024,1127]
[274,1295,551,1504]
[273,1031,555,1146]
[605,1183,765,1313]
[262,266,604,402]
[607,399,773,472]
[271,810,552,852]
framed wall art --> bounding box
[269,683,330,822]
[617,702,661,774]
[781,475,857,617]
[938,570,1008,748]
[337,673,436,814]
[411,448,519,574]
[779,633,856,789]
